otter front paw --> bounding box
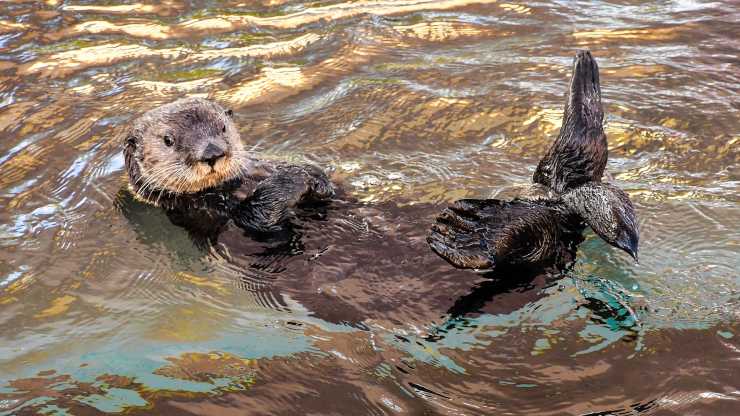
[267,163,335,204]
[299,164,335,202]
[237,164,335,232]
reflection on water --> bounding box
[0,0,739,414]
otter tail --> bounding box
[428,199,566,270]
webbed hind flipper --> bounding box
[533,50,608,194]
[428,199,565,270]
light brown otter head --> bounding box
[123,97,245,204]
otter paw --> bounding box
[302,166,335,201]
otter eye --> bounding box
[163,135,174,147]
[225,109,233,117]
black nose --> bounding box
[200,143,225,167]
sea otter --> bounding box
[123,97,334,237]
[428,50,640,270]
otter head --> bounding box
[560,182,640,262]
[123,97,245,203]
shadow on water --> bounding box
[56,182,736,416]
[119,185,542,319]
[117,187,452,324]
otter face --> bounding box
[124,98,245,200]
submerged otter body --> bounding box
[429,50,640,270]
[123,97,334,237]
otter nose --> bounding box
[200,143,225,167]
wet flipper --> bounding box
[428,199,565,270]
[533,50,608,193]
[560,182,639,261]
[429,223,492,269]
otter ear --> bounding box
[225,109,234,118]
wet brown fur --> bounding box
[533,50,608,194]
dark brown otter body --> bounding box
[123,97,334,236]
[429,51,639,270]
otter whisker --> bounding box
[231,151,256,180]
[173,166,190,197]
[136,169,163,200]
[138,164,172,197]
[139,163,174,191]
[138,169,165,197]
[224,156,243,181]
[139,163,182,205]
[155,164,185,206]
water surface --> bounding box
[0,0,738,414]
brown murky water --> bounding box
[1,1,739,415]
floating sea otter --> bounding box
[428,50,639,269]
[123,98,334,236]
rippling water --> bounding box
[0,1,738,414]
